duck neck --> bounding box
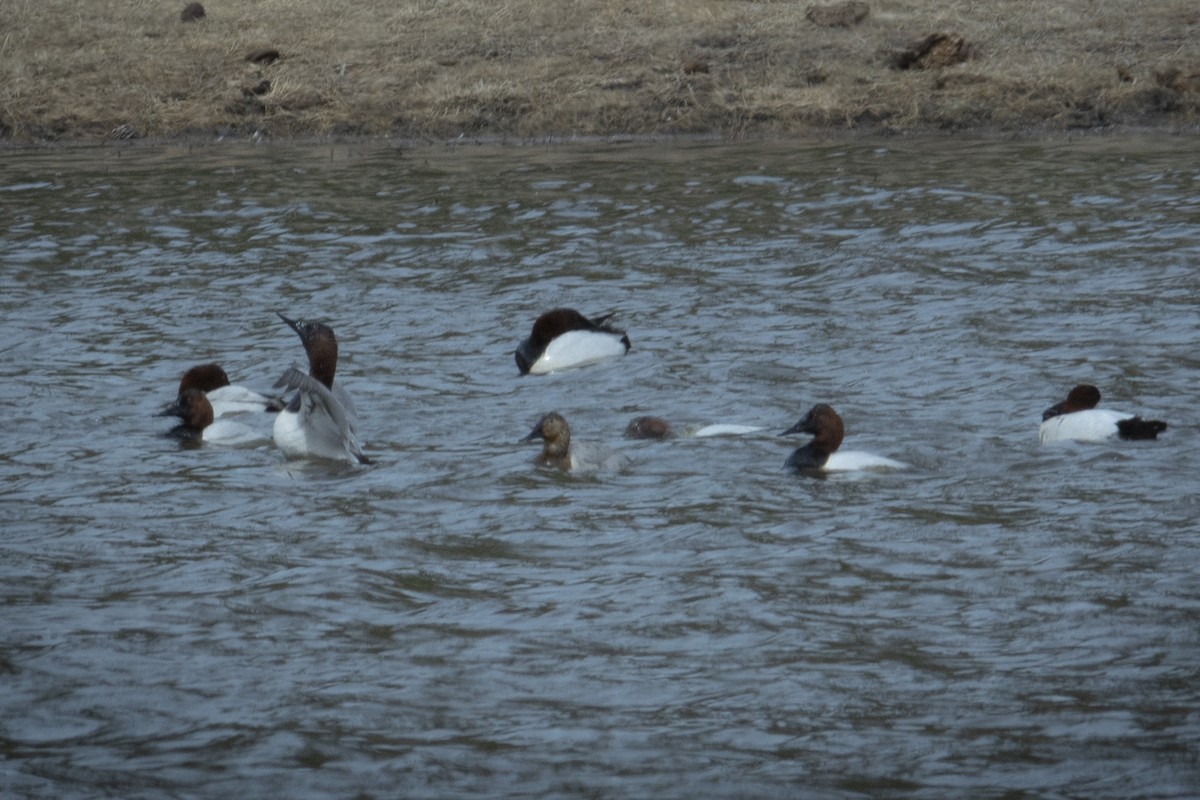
[538,434,571,469]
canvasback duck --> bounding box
[626,415,763,440]
[626,415,674,440]
[272,312,368,464]
[524,412,629,473]
[1039,384,1167,444]
[515,308,631,374]
[525,411,574,470]
[782,404,906,472]
[159,388,264,446]
[166,362,283,417]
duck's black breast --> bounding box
[785,443,831,472]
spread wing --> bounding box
[274,367,367,462]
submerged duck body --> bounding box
[515,309,631,375]
[626,415,763,440]
[168,363,282,417]
[159,388,263,446]
[782,403,905,473]
[273,313,368,464]
[626,415,674,440]
[1039,384,1167,444]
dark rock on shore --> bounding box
[180,3,205,23]
[891,33,976,70]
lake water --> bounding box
[2,136,1198,799]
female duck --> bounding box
[515,308,631,374]
[782,404,906,473]
[524,412,628,473]
[524,411,575,470]
[1039,384,1167,444]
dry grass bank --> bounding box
[2,0,1198,143]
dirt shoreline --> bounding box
[3,1,1198,146]
[4,125,1196,158]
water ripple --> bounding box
[1,137,1197,799]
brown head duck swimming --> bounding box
[1038,384,1167,443]
[159,388,264,446]
[782,403,905,473]
[166,362,283,417]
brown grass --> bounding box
[1,0,1198,143]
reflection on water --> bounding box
[1,137,1198,799]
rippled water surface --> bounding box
[2,137,1198,799]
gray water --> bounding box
[1,136,1198,799]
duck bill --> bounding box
[276,311,303,336]
[1042,401,1066,422]
[514,338,536,374]
[781,420,811,436]
[158,399,184,418]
